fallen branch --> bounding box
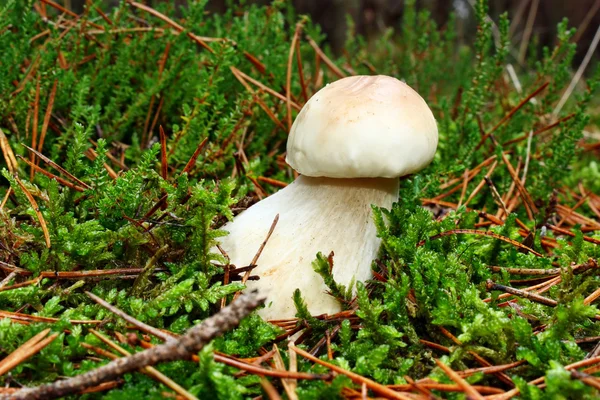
[8,291,264,400]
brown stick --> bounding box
[10,292,264,400]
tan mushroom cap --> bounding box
[286,75,438,178]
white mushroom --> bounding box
[218,75,438,320]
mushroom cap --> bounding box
[286,75,438,178]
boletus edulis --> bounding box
[218,75,438,319]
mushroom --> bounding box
[218,75,438,320]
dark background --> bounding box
[67,0,600,64]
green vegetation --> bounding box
[0,0,599,398]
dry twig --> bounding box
[9,291,264,400]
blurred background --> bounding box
[66,0,600,65]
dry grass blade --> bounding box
[14,175,51,248]
[289,343,413,400]
[0,329,57,376]
[23,144,92,189]
[0,128,18,174]
[273,344,298,400]
[434,359,484,400]
[90,330,196,400]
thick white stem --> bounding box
[218,175,399,319]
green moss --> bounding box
[0,0,599,398]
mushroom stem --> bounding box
[218,175,399,319]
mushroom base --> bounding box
[217,175,399,320]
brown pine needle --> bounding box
[83,148,118,180]
[23,144,92,189]
[30,78,41,181]
[584,287,600,305]
[243,51,267,74]
[230,67,301,111]
[214,353,327,381]
[37,80,58,161]
[439,155,497,190]
[500,152,538,219]
[230,67,287,131]
[548,224,600,246]
[503,113,575,146]
[418,229,543,257]
[14,175,51,248]
[17,155,86,192]
[286,21,305,130]
[159,126,168,180]
[489,355,600,400]
[434,359,484,400]
[40,0,104,30]
[477,82,549,149]
[127,1,214,53]
[257,176,288,188]
[295,40,309,102]
[181,137,208,176]
[0,309,102,325]
[260,377,282,400]
[290,343,413,400]
[405,375,441,400]
[306,36,346,79]
[390,383,504,395]
[0,330,58,377]
[234,214,279,300]
[438,327,515,387]
[463,161,498,207]
[419,339,450,353]
[86,292,177,343]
